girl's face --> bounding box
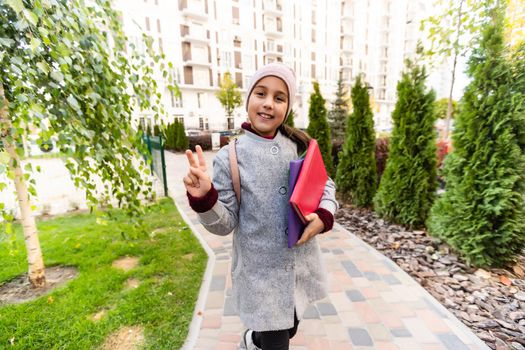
[247,76,288,137]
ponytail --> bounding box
[279,124,311,155]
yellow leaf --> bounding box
[47,296,54,304]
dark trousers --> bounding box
[252,312,300,350]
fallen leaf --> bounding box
[47,296,54,304]
[391,242,401,250]
[197,310,202,316]
[9,337,14,345]
[499,275,512,286]
[474,269,491,279]
[513,264,524,278]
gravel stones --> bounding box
[335,204,525,350]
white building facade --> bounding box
[114,0,444,133]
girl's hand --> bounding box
[183,145,212,198]
[296,213,325,246]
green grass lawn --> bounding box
[0,198,207,349]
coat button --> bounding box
[270,145,279,155]
[279,186,287,195]
[285,228,288,236]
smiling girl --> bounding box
[183,63,338,350]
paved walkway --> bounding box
[167,150,490,350]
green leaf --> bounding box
[36,61,50,74]
[0,38,15,47]
[67,95,80,110]
[23,9,39,26]
[30,37,41,51]
[6,0,24,14]
[50,70,64,83]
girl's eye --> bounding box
[255,91,264,96]
[276,97,285,102]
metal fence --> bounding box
[143,135,168,197]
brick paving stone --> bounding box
[290,331,307,346]
[374,342,400,350]
[324,323,349,342]
[329,340,355,350]
[347,328,374,347]
[353,302,381,324]
[303,305,321,319]
[367,323,392,342]
[378,313,404,329]
[317,302,338,316]
[417,309,451,333]
[201,314,222,329]
[363,271,381,281]
[205,291,225,309]
[341,260,363,277]
[219,333,241,343]
[216,342,238,350]
[329,292,354,312]
[345,289,366,302]
[223,296,237,316]
[210,275,226,291]
[390,328,412,337]
[403,317,439,343]
[438,331,470,350]
[382,274,402,285]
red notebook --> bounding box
[289,139,328,224]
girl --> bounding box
[183,63,338,350]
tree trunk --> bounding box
[0,85,46,288]
[444,0,464,140]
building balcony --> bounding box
[181,7,208,22]
[183,58,211,68]
[181,33,208,45]
[341,11,353,20]
[264,49,283,57]
[263,4,283,16]
[264,27,284,38]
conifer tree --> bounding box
[427,5,525,267]
[373,57,437,228]
[175,120,189,151]
[335,75,377,206]
[284,109,295,127]
[328,77,348,142]
[307,82,334,175]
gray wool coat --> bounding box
[197,129,339,332]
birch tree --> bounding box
[0,0,175,287]
[420,0,485,139]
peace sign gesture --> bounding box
[183,145,212,198]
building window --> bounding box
[234,37,241,48]
[311,64,316,78]
[311,29,316,43]
[158,38,163,54]
[197,93,204,108]
[235,72,243,88]
[234,51,242,69]
[157,19,161,33]
[145,17,150,31]
[232,6,240,24]
[199,117,210,130]
[174,94,183,108]
[184,66,193,84]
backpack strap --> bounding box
[229,139,241,204]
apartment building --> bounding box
[114,0,439,133]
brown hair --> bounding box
[279,124,312,155]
